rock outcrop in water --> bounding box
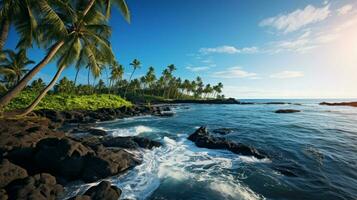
[319,101,357,107]
[275,109,300,113]
[188,127,267,159]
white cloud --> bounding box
[270,71,304,79]
[212,67,258,79]
[186,66,211,72]
[337,4,353,16]
[260,4,330,33]
[199,45,258,55]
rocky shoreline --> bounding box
[0,105,170,200]
[319,101,357,107]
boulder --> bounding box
[275,109,300,113]
[69,181,121,200]
[34,138,93,180]
[0,159,28,188]
[188,127,267,159]
[5,173,64,200]
[82,146,139,182]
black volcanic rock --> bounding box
[0,159,28,188]
[69,181,121,200]
[188,127,267,159]
[5,173,64,200]
[320,101,357,107]
[275,109,300,113]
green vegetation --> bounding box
[5,91,131,111]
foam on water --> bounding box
[109,125,153,137]
[111,136,265,200]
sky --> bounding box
[4,0,357,99]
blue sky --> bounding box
[4,0,357,98]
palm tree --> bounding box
[124,58,140,98]
[0,0,130,110]
[0,0,38,50]
[18,5,116,116]
[145,66,156,94]
[110,63,124,92]
[0,49,34,86]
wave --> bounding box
[110,136,266,200]
[108,125,154,137]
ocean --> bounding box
[67,99,357,200]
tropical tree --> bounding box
[28,78,46,93]
[0,49,34,86]
[145,66,156,94]
[18,4,117,116]
[0,0,130,111]
[110,63,124,92]
[124,58,140,98]
[54,77,75,94]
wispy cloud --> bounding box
[199,45,258,55]
[337,4,353,16]
[186,66,211,72]
[270,71,304,79]
[212,66,258,79]
[260,4,330,33]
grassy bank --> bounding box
[5,91,132,111]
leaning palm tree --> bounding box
[0,49,34,86]
[0,0,130,111]
[123,58,140,98]
[18,6,115,116]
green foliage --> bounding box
[5,91,131,111]
[53,77,75,94]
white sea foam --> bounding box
[110,136,265,200]
[239,156,271,164]
[109,125,153,137]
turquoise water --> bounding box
[75,100,357,200]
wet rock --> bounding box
[212,128,235,135]
[82,146,139,182]
[5,173,64,200]
[69,181,121,200]
[133,137,162,149]
[188,127,267,159]
[34,138,93,180]
[88,128,107,136]
[275,109,300,113]
[0,159,28,188]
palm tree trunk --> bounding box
[0,19,10,51]
[19,65,66,116]
[74,67,80,85]
[123,69,135,98]
[0,41,64,110]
